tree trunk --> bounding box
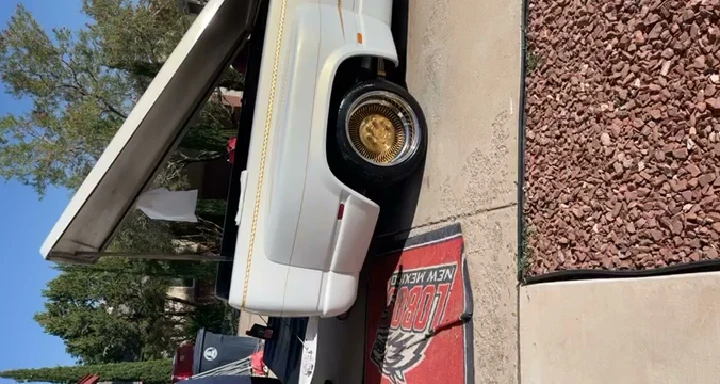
[165,297,197,308]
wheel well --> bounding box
[325,56,396,188]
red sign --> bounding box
[366,224,473,384]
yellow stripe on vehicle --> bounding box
[338,0,345,38]
[242,0,289,309]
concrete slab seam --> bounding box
[377,203,519,240]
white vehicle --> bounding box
[41,0,426,318]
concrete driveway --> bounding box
[521,272,720,384]
[403,0,522,382]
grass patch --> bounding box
[525,50,539,73]
[518,219,535,283]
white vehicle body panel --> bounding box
[228,0,397,317]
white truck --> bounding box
[41,0,425,320]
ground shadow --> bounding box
[368,0,424,249]
[366,266,403,380]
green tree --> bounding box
[35,255,227,364]
[82,0,192,92]
[0,0,239,197]
[0,359,172,384]
[34,261,176,363]
[84,0,244,92]
[0,4,132,195]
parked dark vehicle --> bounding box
[194,329,260,375]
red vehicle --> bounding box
[250,350,268,376]
[172,342,195,383]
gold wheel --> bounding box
[347,105,406,164]
[345,91,420,166]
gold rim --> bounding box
[347,104,407,164]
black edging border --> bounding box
[518,0,529,284]
[525,259,720,285]
[517,2,529,384]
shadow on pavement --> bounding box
[366,266,403,377]
[369,0,424,246]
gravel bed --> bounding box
[524,0,720,275]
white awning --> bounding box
[41,0,259,264]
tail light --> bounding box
[171,343,195,383]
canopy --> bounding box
[40,0,260,264]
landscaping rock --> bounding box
[524,0,720,275]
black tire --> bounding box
[334,79,427,186]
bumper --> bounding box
[229,187,379,318]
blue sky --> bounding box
[0,0,89,381]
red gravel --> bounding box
[523,0,720,274]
